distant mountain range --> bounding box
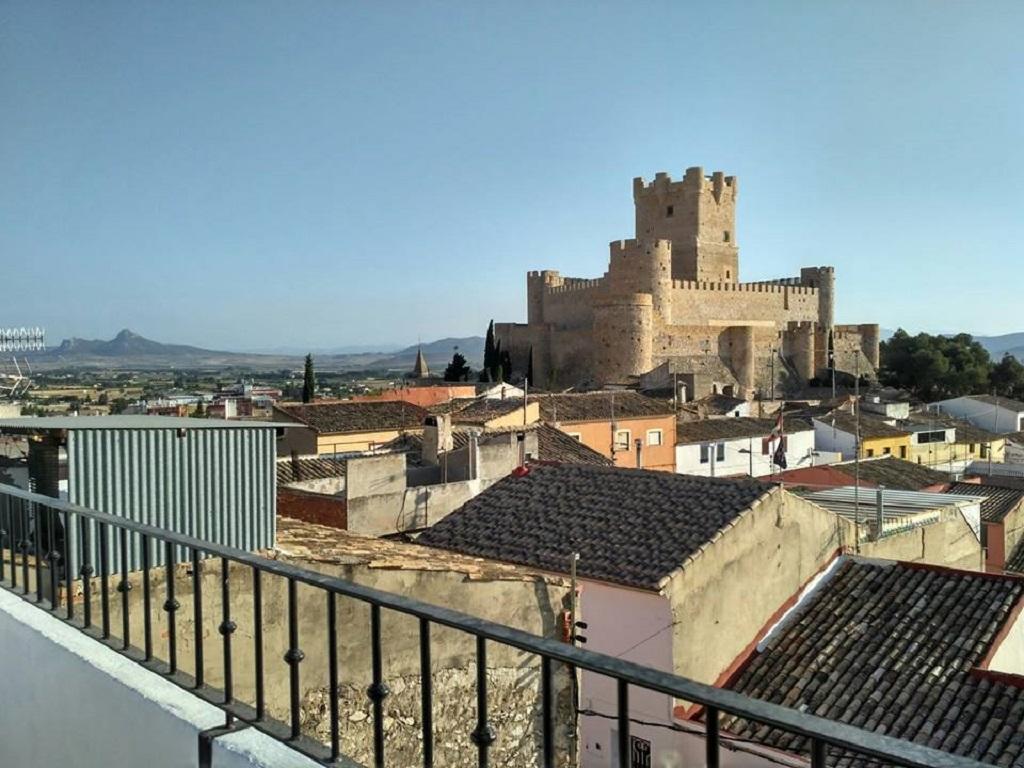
[23,329,485,372]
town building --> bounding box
[273,400,427,456]
[675,417,823,478]
[495,167,880,394]
[945,481,1024,572]
[417,464,982,766]
[812,411,912,460]
[532,391,677,471]
[775,454,953,492]
[929,394,1024,434]
[722,557,1024,767]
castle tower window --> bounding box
[726,270,731,279]
[724,231,730,242]
[666,205,674,218]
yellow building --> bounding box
[273,401,428,456]
[812,411,912,461]
[903,415,1006,468]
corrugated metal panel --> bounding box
[64,426,276,574]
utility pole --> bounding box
[770,347,776,402]
[853,355,861,553]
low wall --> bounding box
[0,587,319,768]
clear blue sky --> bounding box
[2,1,1022,350]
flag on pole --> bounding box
[770,406,787,469]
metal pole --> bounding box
[569,553,580,646]
[854,356,861,553]
[748,436,753,477]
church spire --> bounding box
[412,346,430,378]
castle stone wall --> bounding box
[668,281,819,326]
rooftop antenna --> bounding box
[0,326,45,400]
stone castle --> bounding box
[496,167,879,397]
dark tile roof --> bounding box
[417,465,772,589]
[446,398,529,426]
[968,394,1024,413]
[829,456,951,491]
[1006,540,1024,574]
[676,417,810,445]
[276,457,347,485]
[534,424,613,466]
[277,401,427,434]
[532,392,675,424]
[696,393,749,416]
[815,411,911,440]
[724,559,1024,767]
[946,482,1024,523]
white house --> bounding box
[929,395,1024,435]
[676,417,819,477]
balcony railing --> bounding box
[0,483,995,768]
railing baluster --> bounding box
[284,577,304,740]
[0,495,7,584]
[367,603,389,768]
[811,738,828,767]
[8,497,17,590]
[47,504,59,612]
[99,522,110,638]
[20,500,29,594]
[80,515,92,629]
[64,511,73,620]
[220,558,235,705]
[165,540,179,674]
[617,679,629,768]
[420,618,434,768]
[253,566,265,721]
[541,656,553,768]
[34,501,42,602]
[192,549,204,689]
[142,535,152,660]
[327,592,340,762]
[119,527,130,650]
[706,705,720,768]
[472,635,496,766]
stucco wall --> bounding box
[665,489,844,687]
[0,587,319,768]
[676,430,817,478]
[851,506,982,571]
[550,415,676,471]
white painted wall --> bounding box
[813,419,858,460]
[930,397,1024,435]
[989,607,1024,676]
[676,430,818,478]
[578,580,788,768]
[0,588,320,768]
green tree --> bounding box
[526,345,535,387]
[194,400,206,418]
[880,330,993,400]
[444,352,472,382]
[992,354,1024,398]
[302,354,316,403]
[480,320,497,382]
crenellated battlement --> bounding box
[633,167,738,200]
[671,279,819,296]
[609,238,671,254]
[544,277,606,295]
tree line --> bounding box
[880,330,1024,401]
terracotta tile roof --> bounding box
[1006,541,1024,574]
[676,417,809,445]
[829,456,951,491]
[695,394,748,416]
[276,457,347,485]
[446,398,529,426]
[417,465,772,590]
[946,482,1024,523]
[724,559,1024,767]
[276,401,427,434]
[532,391,675,423]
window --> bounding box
[716,443,726,461]
[646,429,663,446]
[700,444,711,464]
[567,432,582,441]
[614,429,631,451]
[981,444,990,459]
[723,230,730,242]
[725,270,731,279]
[883,447,892,455]
[866,449,875,458]
[917,430,947,445]
[970,443,976,454]
[666,205,674,217]
[900,446,907,459]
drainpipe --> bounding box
[635,438,643,469]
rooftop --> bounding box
[534,423,613,466]
[946,482,1024,523]
[676,417,809,445]
[965,394,1024,413]
[276,456,348,485]
[903,414,1002,444]
[723,558,1024,767]
[275,401,427,434]
[830,455,951,491]
[814,411,911,440]
[532,391,675,423]
[0,415,295,432]
[417,464,772,590]
[443,397,530,426]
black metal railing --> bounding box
[0,484,995,768]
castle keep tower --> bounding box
[633,167,739,283]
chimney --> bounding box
[868,485,885,541]
[421,414,453,466]
[468,430,480,480]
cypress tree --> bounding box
[302,353,316,404]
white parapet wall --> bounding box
[0,587,323,768]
